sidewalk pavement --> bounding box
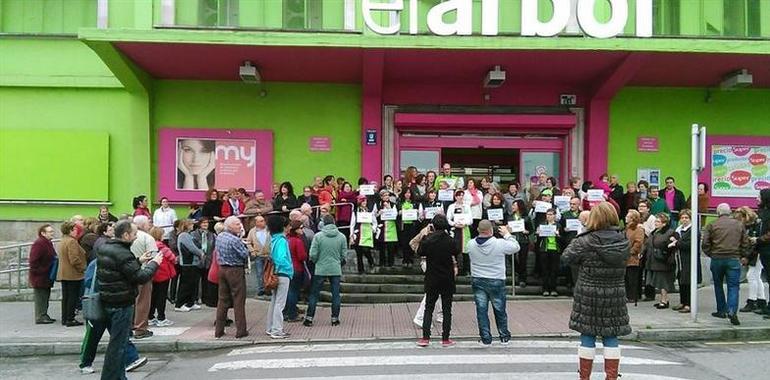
[1,284,768,357]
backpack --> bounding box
[262,258,279,291]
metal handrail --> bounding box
[0,238,60,293]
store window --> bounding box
[283,0,323,30]
[199,0,239,27]
[400,150,440,175]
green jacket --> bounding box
[309,224,347,276]
[649,197,670,216]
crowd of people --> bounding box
[25,163,770,379]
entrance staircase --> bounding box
[319,250,573,304]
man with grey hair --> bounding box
[215,216,250,338]
[467,220,520,346]
[129,215,158,339]
[702,203,751,325]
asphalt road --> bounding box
[1,339,768,379]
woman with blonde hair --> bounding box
[735,206,766,313]
[624,209,644,304]
[562,202,630,380]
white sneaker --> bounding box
[174,306,191,312]
[126,357,148,372]
[156,319,174,327]
[269,332,288,339]
[148,318,158,326]
[80,366,95,374]
[190,304,202,310]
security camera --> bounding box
[483,65,506,88]
[239,61,261,84]
[720,69,752,90]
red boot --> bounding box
[578,346,595,380]
[604,347,621,380]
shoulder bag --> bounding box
[81,263,105,321]
[262,258,279,291]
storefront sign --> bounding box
[176,138,256,192]
[363,0,652,39]
[711,145,770,198]
[366,129,377,145]
[637,136,659,152]
[309,136,331,152]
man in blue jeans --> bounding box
[304,216,346,327]
[96,221,161,379]
[467,220,520,345]
[702,203,751,326]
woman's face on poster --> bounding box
[179,139,213,175]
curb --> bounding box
[2,326,769,358]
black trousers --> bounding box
[625,266,641,302]
[149,280,169,321]
[542,252,560,292]
[423,288,453,340]
[60,280,82,323]
[400,223,418,265]
[378,242,396,267]
[176,266,200,308]
[354,246,375,273]
[168,264,180,302]
[516,241,529,283]
[679,282,691,306]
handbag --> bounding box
[262,258,279,291]
[48,255,59,283]
[208,250,220,284]
[81,262,105,321]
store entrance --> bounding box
[440,148,519,186]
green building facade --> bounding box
[1,0,769,224]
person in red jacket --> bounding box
[29,224,57,324]
[148,227,178,327]
[284,220,309,322]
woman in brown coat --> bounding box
[57,221,87,326]
[28,224,57,324]
[624,210,645,304]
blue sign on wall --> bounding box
[366,129,377,145]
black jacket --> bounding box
[417,230,458,293]
[96,239,158,308]
[665,187,687,212]
[562,228,631,337]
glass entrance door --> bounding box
[520,151,561,187]
[399,149,441,175]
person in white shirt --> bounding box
[152,197,178,241]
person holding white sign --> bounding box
[535,208,562,297]
[421,189,443,221]
[351,196,377,274]
[434,163,463,190]
[509,199,531,288]
[398,188,423,268]
[447,190,472,275]
[436,180,455,213]
[528,189,560,278]
[559,197,583,289]
[375,192,399,268]
[463,179,484,240]
[482,193,508,237]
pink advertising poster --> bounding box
[160,129,273,203]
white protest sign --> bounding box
[508,220,526,233]
[539,224,557,237]
[487,208,504,221]
[402,209,418,221]
[356,212,373,224]
[565,219,583,232]
[587,189,605,202]
[438,189,455,201]
[424,207,441,219]
[534,201,551,213]
[359,184,376,196]
[453,213,472,225]
[554,195,570,211]
[381,208,398,221]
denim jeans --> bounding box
[306,275,341,320]
[79,319,138,368]
[253,256,265,294]
[102,305,134,380]
[284,271,304,319]
[580,334,619,348]
[471,277,511,344]
[711,257,741,315]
